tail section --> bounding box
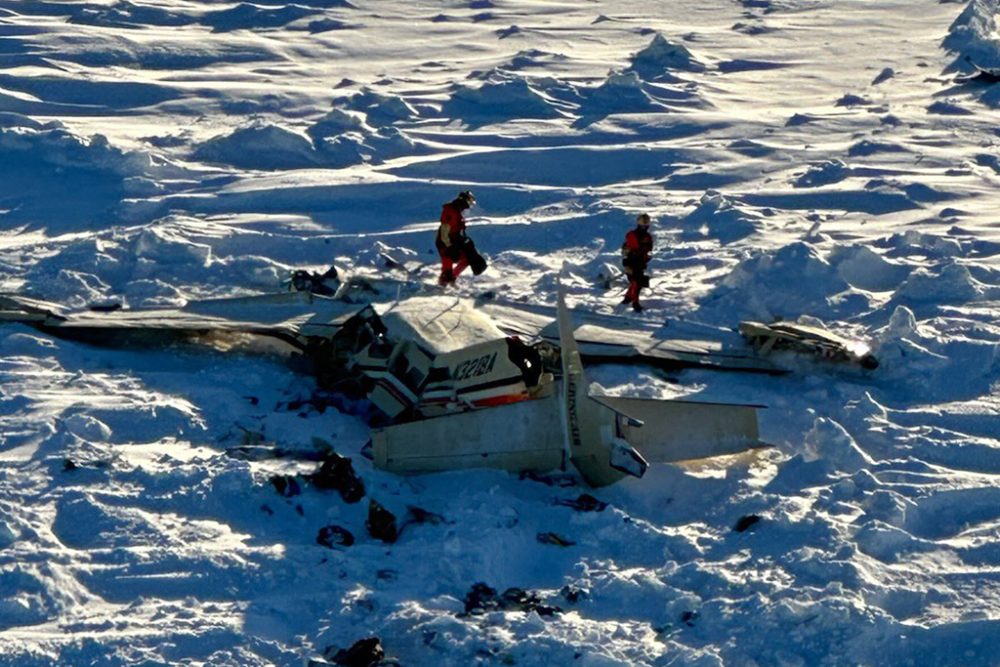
[557,287,646,486]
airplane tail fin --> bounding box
[556,285,646,485]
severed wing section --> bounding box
[478,298,780,374]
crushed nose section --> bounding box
[351,336,433,420]
[367,289,765,484]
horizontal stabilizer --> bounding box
[588,395,645,427]
[596,396,763,462]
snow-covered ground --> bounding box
[2,0,1000,664]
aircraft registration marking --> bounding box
[452,352,498,382]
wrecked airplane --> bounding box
[370,290,766,486]
[1,275,777,486]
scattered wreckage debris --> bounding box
[366,499,399,543]
[536,531,576,547]
[363,501,446,543]
[307,452,366,503]
[403,505,447,527]
[317,524,355,549]
[462,582,561,617]
[733,514,762,533]
[270,474,302,498]
[739,319,879,369]
[310,637,392,667]
[289,266,340,296]
[62,457,112,472]
[559,585,589,604]
[554,493,608,512]
[264,449,366,502]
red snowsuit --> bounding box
[437,201,469,282]
[622,226,654,306]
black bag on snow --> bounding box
[464,238,488,275]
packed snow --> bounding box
[2,0,1000,665]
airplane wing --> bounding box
[0,291,367,347]
[3,285,779,375]
[477,298,780,374]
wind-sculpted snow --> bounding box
[574,70,712,126]
[706,242,852,320]
[2,0,1000,665]
[392,145,684,188]
[195,101,424,170]
[628,33,707,81]
[944,0,1000,72]
[827,244,911,292]
[195,123,321,170]
[334,87,422,127]
[5,0,353,33]
[20,217,309,306]
[794,159,851,187]
[442,73,569,124]
[0,121,195,233]
[679,191,759,244]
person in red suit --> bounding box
[436,190,477,285]
[621,213,654,312]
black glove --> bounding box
[446,243,462,261]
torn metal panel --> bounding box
[353,298,545,418]
[369,291,767,486]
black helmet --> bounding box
[457,190,476,207]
